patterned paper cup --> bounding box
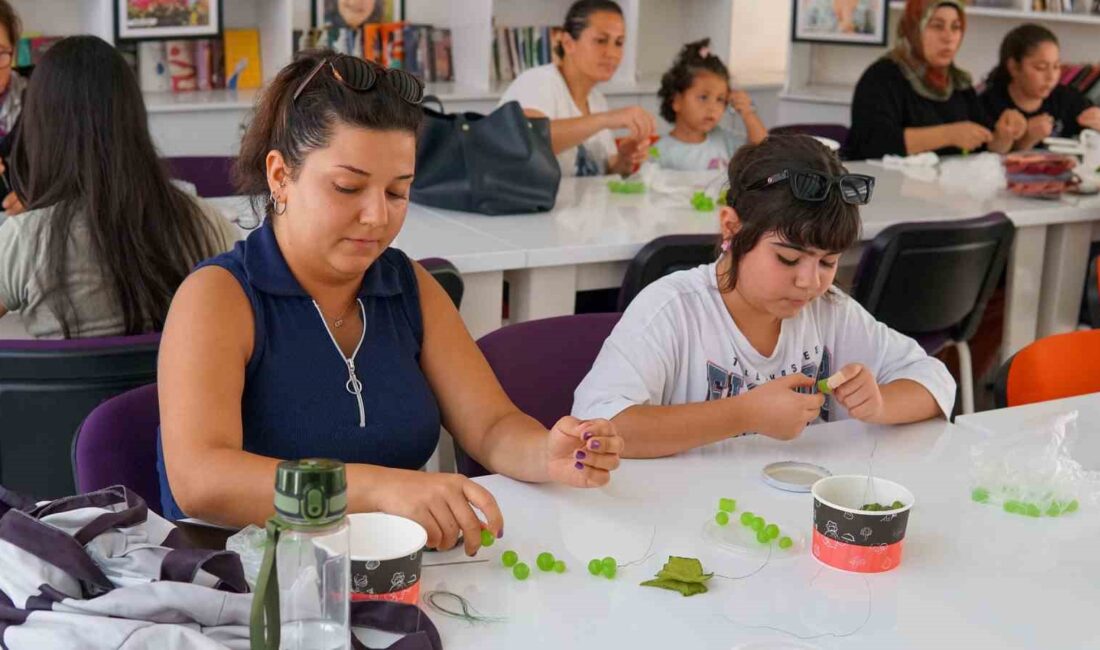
[811,475,914,574]
[347,513,427,604]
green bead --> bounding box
[513,563,530,580]
[1046,502,1062,517]
[715,511,730,526]
[718,498,736,513]
[756,529,770,544]
[501,550,518,567]
[588,559,602,575]
[480,529,495,547]
[1024,503,1041,518]
[1066,499,1079,513]
[778,536,793,549]
[536,552,556,572]
[553,560,566,573]
[1004,500,1021,514]
[601,557,616,571]
[971,488,989,503]
[891,501,904,510]
[817,378,832,395]
[750,517,765,532]
[764,524,779,540]
[740,511,754,526]
[601,564,616,579]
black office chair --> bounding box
[850,213,1015,415]
[618,234,719,311]
[420,257,464,309]
[0,334,160,499]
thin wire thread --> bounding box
[617,526,658,569]
[422,590,506,625]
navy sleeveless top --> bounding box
[157,222,441,519]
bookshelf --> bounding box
[780,1,1100,125]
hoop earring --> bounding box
[270,191,287,216]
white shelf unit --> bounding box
[781,1,1100,125]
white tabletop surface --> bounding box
[956,393,1100,472]
[411,417,1100,649]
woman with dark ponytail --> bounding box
[499,0,657,177]
[980,23,1100,151]
[157,50,624,548]
[654,38,767,171]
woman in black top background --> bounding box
[980,23,1100,151]
[844,0,1024,160]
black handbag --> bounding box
[411,97,561,215]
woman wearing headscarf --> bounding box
[844,0,1025,160]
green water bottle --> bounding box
[251,459,350,650]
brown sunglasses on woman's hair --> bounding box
[292,54,425,105]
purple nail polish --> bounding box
[574,461,584,470]
[590,440,601,450]
[583,431,594,441]
[575,450,587,460]
[498,527,504,539]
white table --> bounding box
[411,417,1100,649]
[956,392,1100,472]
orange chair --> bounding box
[993,330,1100,408]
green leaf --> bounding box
[640,578,709,597]
[656,556,713,584]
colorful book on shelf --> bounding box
[1068,64,1094,89]
[167,40,197,92]
[194,40,212,91]
[404,24,430,81]
[430,27,453,82]
[223,29,262,91]
[381,22,405,69]
[1060,63,1083,86]
[363,24,382,63]
[1075,65,1100,93]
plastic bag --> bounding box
[225,523,267,588]
[969,411,1091,517]
[938,153,1006,200]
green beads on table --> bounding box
[690,191,716,211]
[718,498,736,513]
[608,180,646,194]
[501,550,518,568]
[588,559,602,575]
[764,523,779,540]
[480,529,495,547]
[755,529,770,544]
[1003,500,1022,514]
[553,560,566,573]
[740,511,754,526]
[778,536,793,550]
[601,563,617,579]
[971,487,990,503]
[596,557,617,578]
[513,563,530,580]
[750,516,765,532]
[536,552,556,572]
[715,511,730,526]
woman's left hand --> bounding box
[1078,106,1100,132]
[546,416,623,488]
[830,363,886,423]
[995,108,1027,142]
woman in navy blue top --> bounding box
[157,51,623,556]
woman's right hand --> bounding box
[738,374,824,441]
[606,105,657,141]
[1025,113,1055,143]
[370,467,504,556]
[948,121,993,151]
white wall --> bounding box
[729,0,791,78]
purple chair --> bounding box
[850,213,1014,415]
[0,334,160,499]
[769,123,850,145]
[72,383,161,514]
[165,156,237,198]
[465,313,621,477]
[618,234,719,311]
[419,257,464,308]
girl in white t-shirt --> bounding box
[653,39,768,172]
[573,135,956,458]
[498,0,656,177]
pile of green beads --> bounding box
[714,497,736,526]
[480,529,496,547]
[860,501,904,512]
[690,191,715,211]
[588,556,617,579]
[608,179,646,194]
[736,510,790,548]
[1001,498,1078,518]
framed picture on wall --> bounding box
[312,0,403,29]
[792,0,889,47]
[116,0,224,42]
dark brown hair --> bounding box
[719,135,862,293]
[554,0,623,60]
[658,38,730,124]
[986,23,1058,90]
[235,49,423,221]
[0,0,20,49]
[10,36,223,338]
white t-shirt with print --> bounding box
[573,262,956,424]
[654,125,744,172]
[499,64,616,177]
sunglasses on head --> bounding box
[293,54,425,105]
[743,167,876,205]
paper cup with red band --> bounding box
[810,475,914,574]
[347,513,427,604]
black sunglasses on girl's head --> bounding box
[743,168,876,205]
[293,54,425,105]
